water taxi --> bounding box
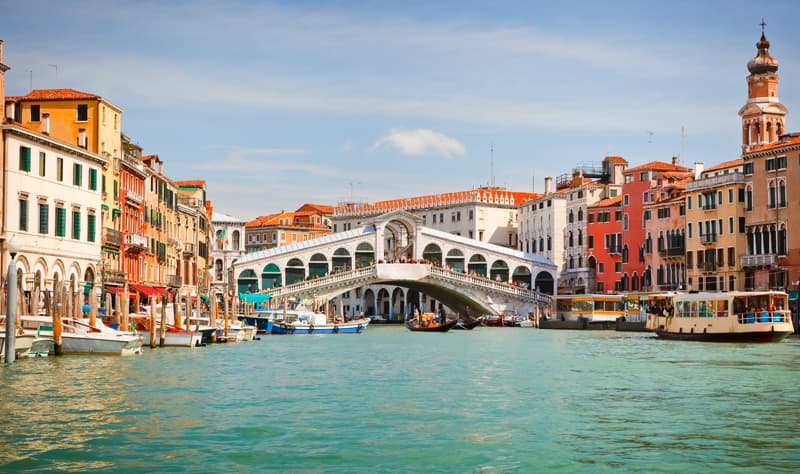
[645,290,795,342]
[545,294,626,329]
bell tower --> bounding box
[739,22,788,153]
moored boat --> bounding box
[406,312,458,332]
[130,316,203,347]
[645,290,795,342]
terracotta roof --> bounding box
[14,88,101,101]
[744,135,800,154]
[623,160,692,174]
[605,155,629,164]
[246,210,330,230]
[336,188,540,216]
[296,203,334,214]
[589,195,622,208]
[703,158,744,174]
[141,154,161,162]
[175,180,206,188]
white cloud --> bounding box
[370,128,466,158]
[342,139,353,152]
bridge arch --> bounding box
[468,254,487,276]
[422,243,442,265]
[238,269,258,293]
[512,265,531,287]
[445,249,465,271]
[309,253,329,278]
[355,242,374,268]
[261,263,282,289]
[490,260,509,282]
[332,248,352,272]
[535,271,554,295]
[286,258,306,284]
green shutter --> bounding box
[56,207,66,237]
[38,203,49,234]
[73,163,83,186]
[102,175,106,193]
[57,158,64,181]
[88,214,96,242]
[90,169,97,190]
[19,199,28,231]
[113,180,118,200]
[72,210,81,239]
[20,146,31,172]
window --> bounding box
[623,195,629,206]
[686,251,693,269]
[687,196,692,210]
[728,247,735,268]
[57,157,64,181]
[615,262,623,273]
[687,223,692,239]
[739,217,745,233]
[89,168,98,191]
[73,163,83,186]
[614,211,622,221]
[56,207,66,237]
[19,199,28,231]
[29,104,42,122]
[743,162,753,175]
[102,175,106,194]
[588,235,594,248]
[72,210,81,239]
[113,180,119,200]
[77,104,89,122]
[588,213,594,223]
[598,262,604,273]
[729,217,734,234]
[19,146,31,172]
[38,152,46,177]
[38,203,49,234]
[728,189,734,203]
[88,214,96,242]
[469,210,473,220]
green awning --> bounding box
[240,293,272,303]
[112,208,121,216]
[199,295,209,302]
[101,204,109,210]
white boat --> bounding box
[645,290,795,342]
[130,316,203,347]
[21,315,143,356]
[0,321,37,358]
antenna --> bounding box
[48,64,58,82]
[25,69,33,90]
[490,143,495,187]
[681,125,685,159]
[646,130,654,143]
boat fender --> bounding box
[333,325,339,333]
[17,327,24,336]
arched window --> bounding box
[577,208,583,221]
[778,179,786,207]
[578,230,583,246]
[569,210,574,223]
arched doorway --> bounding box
[285,258,305,284]
[490,260,509,282]
[534,271,554,295]
[332,248,352,272]
[468,254,487,276]
[308,253,329,278]
[238,269,258,294]
[445,249,465,271]
[422,243,442,266]
[377,288,391,317]
[355,243,375,268]
[391,287,405,321]
[512,266,531,287]
[261,263,282,289]
[363,288,376,316]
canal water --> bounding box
[1,327,799,473]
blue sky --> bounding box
[3,0,799,219]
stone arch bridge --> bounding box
[232,210,557,317]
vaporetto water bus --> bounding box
[645,290,795,342]
[546,294,626,329]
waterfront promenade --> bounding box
[1,328,798,472]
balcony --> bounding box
[701,261,718,272]
[167,274,182,288]
[685,171,745,192]
[179,197,203,208]
[658,246,685,257]
[701,234,717,245]
[183,242,195,257]
[124,232,148,252]
[105,270,126,285]
[102,227,122,248]
[740,254,779,268]
[124,189,143,205]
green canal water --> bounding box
[1,327,799,473]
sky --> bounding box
[2,0,799,220]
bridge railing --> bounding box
[265,265,378,300]
[427,266,551,305]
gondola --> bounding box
[452,318,482,330]
[405,316,458,332]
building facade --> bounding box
[211,211,247,293]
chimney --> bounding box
[671,156,679,165]
[694,162,704,179]
[544,176,553,195]
[78,128,87,148]
[41,112,50,135]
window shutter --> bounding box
[20,146,31,171]
[88,214,96,242]
[56,207,67,237]
[72,210,81,239]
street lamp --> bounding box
[5,234,20,363]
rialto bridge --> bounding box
[232,211,557,318]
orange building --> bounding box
[245,203,333,254]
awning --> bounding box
[240,293,271,303]
[101,204,109,210]
[106,287,136,299]
[130,284,166,297]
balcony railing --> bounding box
[105,270,126,285]
[124,189,143,205]
[658,246,685,257]
[183,242,195,256]
[701,261,718,272]
[167,274,182,288]
[102,227,122,247]
[701,233,717,244]
[740,254,778,268]
[124,232,148,252]
[607,246,622,255]
[685,171,745,192]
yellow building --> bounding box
[684,159,747,291]
[175,180,213,298]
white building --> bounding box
[211,211,246,292]
[518,176,568,281]
[2,121,106,302]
